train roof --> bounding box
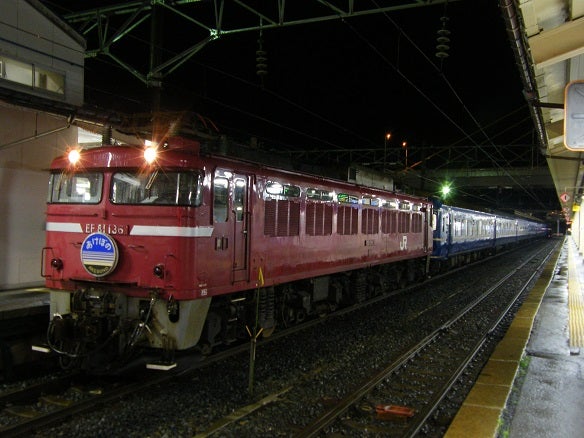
[51,135,432,205]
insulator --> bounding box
[435,13,451,60]
[256,47,267,77]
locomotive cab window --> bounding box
[111,170,203,206]
[48,172,103,204]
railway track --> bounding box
[294,242,554,437]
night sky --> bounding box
[41,1,529,157]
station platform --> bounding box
[445,236,584,437]
[0,287,50,379]
[0,287,50,320]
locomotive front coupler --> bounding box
[138,291,158,323]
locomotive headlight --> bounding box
[144,146,158,164]
[68,149,81,165]
[153,264,165,278]
[50,258,63,270]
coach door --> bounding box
[231,173,250,282]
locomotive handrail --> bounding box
[40,247,53,278]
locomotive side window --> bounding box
[361,196,380,206]
[337,193,358,204]
[307,188,332,201]
[111,170,203,206]
[213,177,229,222]
[234,178,245,222]
[266,181,300,198]
[48,172,103,204]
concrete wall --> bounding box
[0,0,84,289]
[0,103,77,289]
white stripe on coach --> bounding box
[46,222,83,232]
[46,222,214,237]
[130,225,214,237]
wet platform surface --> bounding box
[446,236,584,437]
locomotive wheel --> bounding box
[262,326,275,337]
[198,342,212,356]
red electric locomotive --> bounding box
[40,134,433,370]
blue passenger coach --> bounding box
[431,199,547,272]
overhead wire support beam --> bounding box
[107,51,148,84]
[233,0,279,26]
[159,2,217,33]
[104,0,150,48]
[153,36,218,77]
[316,0,350,16]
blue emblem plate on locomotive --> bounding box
[80,232,119,277]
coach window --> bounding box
[213,177,229,222]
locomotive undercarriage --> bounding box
[47,288,142,370]
[198,258,427,355]
[47,286,209,371]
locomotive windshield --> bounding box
[47,172,103,204]
[111,170,203,206]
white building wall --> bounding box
[0,0,85,106]
[0,0,84,289]
[0,104,77,289]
